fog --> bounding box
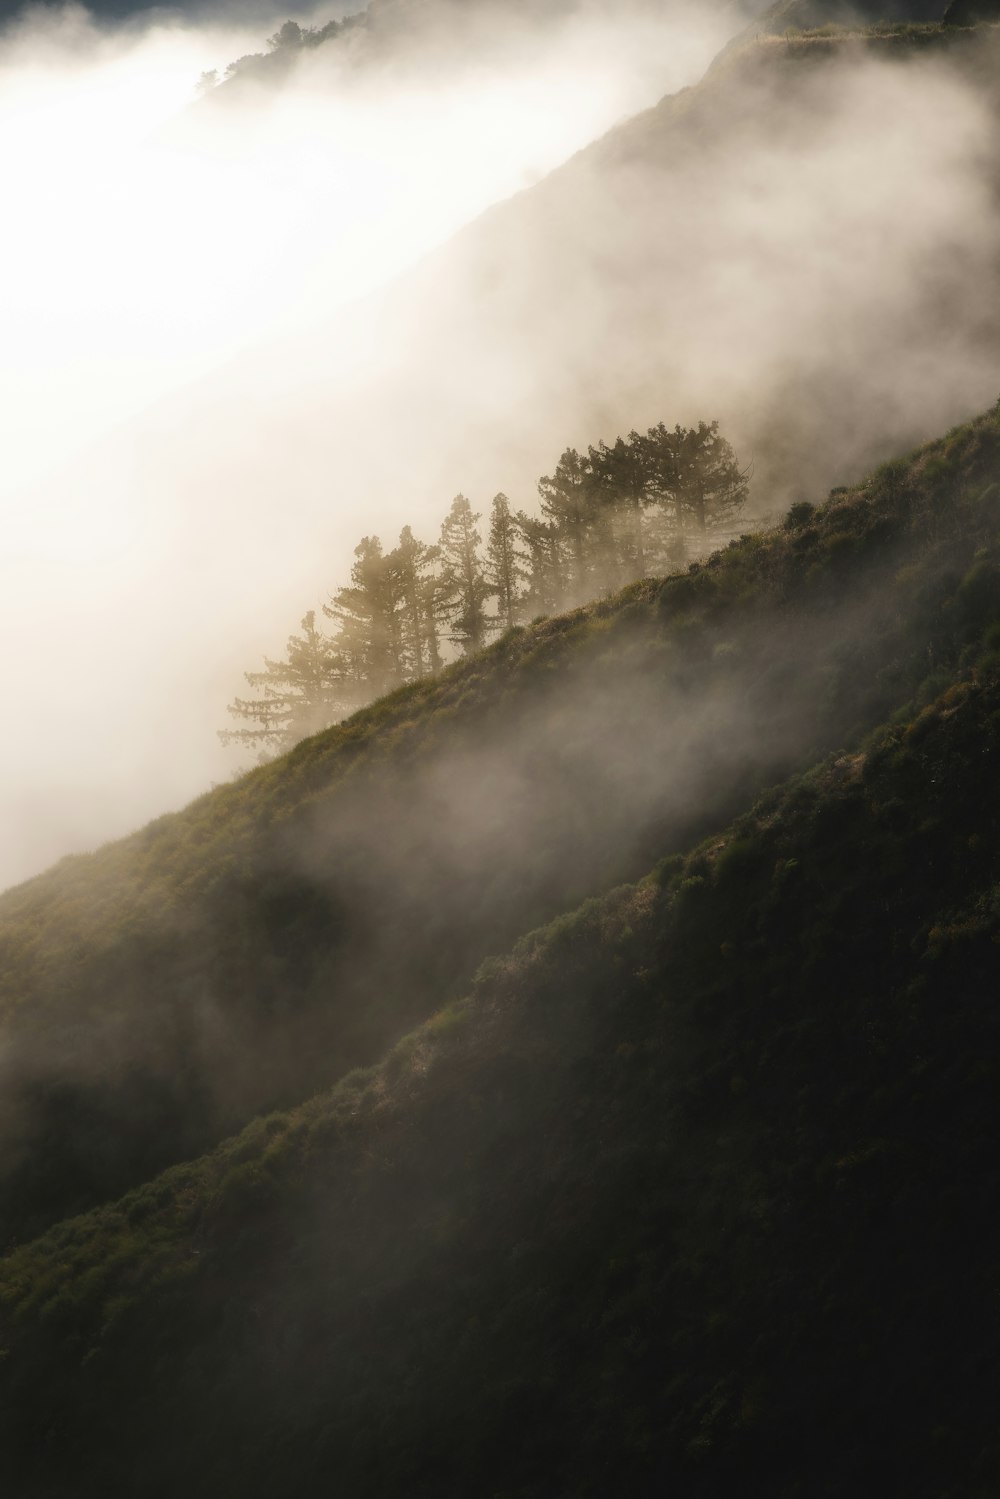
[4,3,1000,893]
[0,0,730,507]
[0,0,746,890]
[0,462,962,1237]
[5,10,1000,1486]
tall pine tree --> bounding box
[516,511,563,618]
[589,431,649,583]
[324,536,403,698]
[537,448,598,605]
[642,421,749,559]
[485,492,526,633]
[438,495,490,655]
[389,525,440,679]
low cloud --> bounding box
[0,0,740,890]
[5,8,1000,895]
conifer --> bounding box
[485,493,526,633]
[324,536,403,697]
[438,495,490,654]
[219,611,349,760]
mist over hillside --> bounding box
[3,402,1000,1495]
[4,5,1000,1489]
[6,11,1000,889]
[0,392,996,1238]
[0,0,744,888]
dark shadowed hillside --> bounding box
[7,3,1000,1493]
[3,402,1000,1249]
[2,405,1000,1495]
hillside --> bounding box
[201,15,1000,514]
[2,405,1000,1494]
[13,14,1000,893]
[3,401,1000,1249]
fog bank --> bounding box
[1,0,741,889]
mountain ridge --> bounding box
[3,406,1000,1494]
[11,14,1000,898]
[5,8,1000,1495]
[2,394,999,1245]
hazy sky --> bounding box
[0,0,733,506]
[6,2,998,897]
[0,0,742,890]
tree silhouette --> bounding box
[439,495,490,654]
[221,414,751,758]
[485,493,526,633]
[589,431,648,582]
[642,421,749,561]
[325,536,403,698]
[516,510,563,617]
[390,526,441,679]
[538,448,601,603]
[219,611,348,760]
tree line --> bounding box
[220,419,750,758]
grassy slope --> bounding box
[2,407,1000,1493]
[2,396,1000,1246]
[0,18,995,1494]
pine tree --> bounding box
[642,421,750,559]
[516,510,564,618]
[220,413,751,762]
[588,431,649,583]
[421,567,447,674]
[438,495,490,655]
[389,526,440,679]
[537,448,598,604]
[485,493,526,633]
[219,611,349,761]
[324,536,404,698]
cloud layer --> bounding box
[5,9,1000,895]
[0,0,740,889]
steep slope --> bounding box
[184,12,1000,512]
[3,442,1000,1493]
[171,17,1000,520]
[13,17,1000,882]
[4,403,1000,1248]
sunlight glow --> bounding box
[0,2,723,550]
[0,0,737,891]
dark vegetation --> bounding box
[2,402,1000,1258]
[222,419,749,757]
[208,0,963,97]
[715,2,1000,78]
[201,0,986,108]
[3,404,1000,1494]
[208,13,366,94]
[205,0,623,95]
[4,20,1000,1489]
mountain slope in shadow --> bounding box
[3,407,1000,1497]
